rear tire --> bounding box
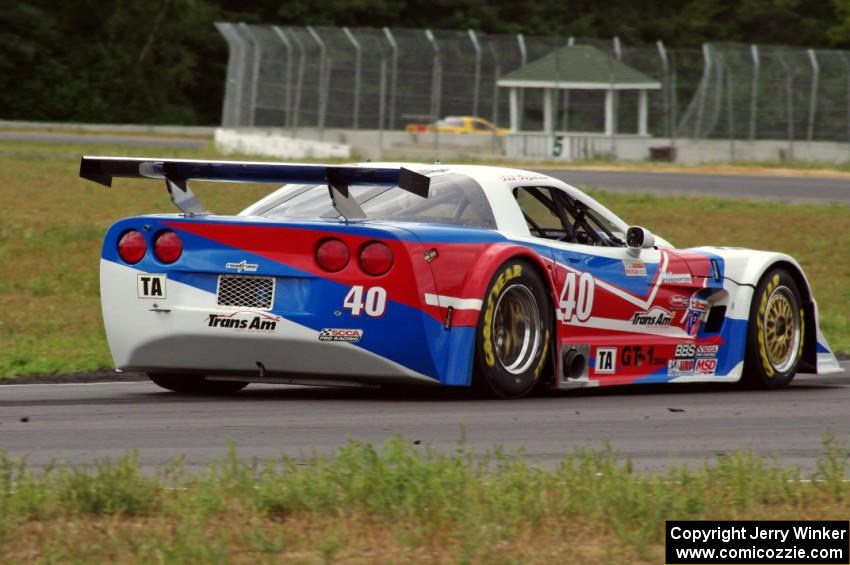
[147,373,248,394]
[473,259,553,399]
[742,268,804,389]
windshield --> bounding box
[260,172,496,229]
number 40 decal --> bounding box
[343,286,387,317]
[559,272,595,322]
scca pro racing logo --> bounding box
[207,311,279,332]
[318,328,364,343]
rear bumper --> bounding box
[101,260,440,384]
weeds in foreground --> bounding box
[1,435,849,563]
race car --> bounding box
[80,157,841,398]
[405,116,509,136]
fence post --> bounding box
[725,54,735,161]
[237,24,263,128]
[561,38,574,131]
[382,27,399,130]
[425,29,442,156]
[468,30,482,118]
[271,26,293,128]
[694,43,712,139]
[807,49,819,142]
[214,22,246,128]
[671,57,678,148]
[841,51,850,161]
[286,28,306,135]
[342,27,362,130]
[613,36,622,60]
[488,40,501,126]
[656,40,670,139]
[775,50,795,159]
[306,26,328,138]
[749,45,759,140]
[517,34,527,132]
[378,57,387,159]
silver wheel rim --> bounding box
[763,285,800,373]
[492,284,542,375]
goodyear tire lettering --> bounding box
[533,329,550,380]
[482,264,523,367]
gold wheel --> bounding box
[492,284,542,375]
[762,285,800,374]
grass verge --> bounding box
[0,141,847,378]
[2,436,849,563]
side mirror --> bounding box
[626,226,656,256]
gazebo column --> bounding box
[604,89,615,136]
[543,88,554,133]
[638,90,648,135]
[509,87,520,132]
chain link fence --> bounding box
[216,23,850,153]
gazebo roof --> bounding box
[498,45,661,90]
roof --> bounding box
[497,45,661,90]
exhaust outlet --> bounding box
[562,349,586,380]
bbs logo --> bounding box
[674,344,696,358]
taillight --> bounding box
[359,241,393,276]
[117,230,146,264]
[315,238,350,272]
[153,231,183,263]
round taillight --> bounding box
[154,231,183,263]
[315,238,350,272]
[117,230,146,264]
[359,241,393,276]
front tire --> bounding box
[147,373,248,394]
[743,268,804,389]
[474,259,553,399]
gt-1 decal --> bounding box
[620,345,665,368]
[343,286,387,317]
[137,274,166,299]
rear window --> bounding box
[260,172,496,229]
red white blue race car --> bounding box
[80,157,841,398]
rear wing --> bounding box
[79,156,430,220]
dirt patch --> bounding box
[0,370,148,385]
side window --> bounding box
[552,190,625,247]
[472,119,493,131]
[513,187,570,240]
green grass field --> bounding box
[0,140,847,378]
[1,435,849,563]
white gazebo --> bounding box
[497,45,661,136]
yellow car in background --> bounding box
[406,116,509,135]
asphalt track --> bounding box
[540,169,850,204]
[1,361,847,473]
[4,130,850,202]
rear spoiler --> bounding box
[79,156,430,220]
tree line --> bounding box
[3,0,850,125]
